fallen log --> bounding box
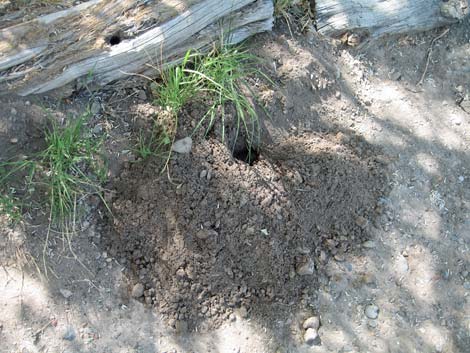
[315,0,469,37]
[0,0,273,96]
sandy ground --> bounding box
[1,13,470,353]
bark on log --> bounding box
[0,0,273,96]
[315,0,470,37]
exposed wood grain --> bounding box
[315,0,469,37]
[0,0,273,96]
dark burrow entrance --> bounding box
[232,144,260,165]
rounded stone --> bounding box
[365,304,379,319]
[131,283,145,298]
[304,328,318,346]
[303,316,320,330]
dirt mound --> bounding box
[103,129,389,330]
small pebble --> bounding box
[92,124,103,134]
[365,304,379,319]
[303,316,320,330]
[296,259,315,276]
[10,108,17,116]
[10,138,18,144]
[304,328,319,346]
[131,283,145,298]
[196,229,217,240]
[90,101,101,115]
[463,281,470,290]
[367,319,378,328]
[362,240,376,248]
[238,306,248,319]
[59,289,73,299]
[199,170,208,179]
[172,137,192,154]
[137,90,147,101]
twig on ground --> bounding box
[417,28,450,86]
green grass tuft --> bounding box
[0,109,106,227]
[151,43,267,152]
[40,112,104,223]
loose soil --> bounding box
[105,129,388,330]
[1,5,470,353]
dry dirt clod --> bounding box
[303,316,320,330]
[131,283,145,298]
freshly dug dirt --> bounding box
[104,126,389,330]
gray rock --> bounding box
[196,229,217,240]
[365,304,379,319]
[463,281,470,290]
[10,108,17,116]
[296,259,315,276]
[92,124,103,134]
[60,288,73,299]
[303,316,320,330]
[90,101,101,115]
[238,306,248,319]
[441,1,466,19]
[137,90,147,101]
[304,328,319,346]
[389,70,402,81]
[395,255,409,274]
[172,137,192,154]
[131,283,145,298]
[199,170,208,179]
[362,240,376,249]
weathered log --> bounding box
[315,0,469,37]
[0,0,273,96]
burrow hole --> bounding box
[233,144,260,166]
[108,34,122,46]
